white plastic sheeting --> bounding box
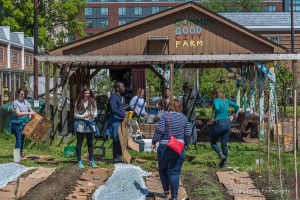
[0,162,37,189]
[92,163,151,200]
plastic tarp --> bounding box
[0,162,37,189]
[92,163,151,200]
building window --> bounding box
[0,47,4,62]
[85,8,93,16]
[152,0,159,2]
[101,7,108,15]
[101,0,108,2]
[167,0,175,2]
[11,50,19,64]
[268,36,280,44]
[100,20,109,28]
[135,0,141,1]
[85,20,93,28]
[152,7,159,14]
[118,0,125,2]
[134,7,142,15]
[264,5,276,12]
[86,0,92,2]
[118,20,127,25]
[118,7,126,15]
[25,54,33,66]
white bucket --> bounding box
[14,148,21,162]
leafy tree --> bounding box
[275,62,294,116]
[146,69,161,97]
[202,0,263,12]
[0,0,86,50]
[200,68,236,99]
[96,70,114,95]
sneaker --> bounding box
[20,156,27,161]
[77,160,84,169]
[220,161,227,169]
[163,190,170,196]
[89,160,98,168]
[218,154,226,168]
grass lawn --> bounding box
[0,132,299,199]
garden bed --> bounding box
[19,165,83,200]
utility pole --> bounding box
[33,0,39,98]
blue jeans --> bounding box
[11,122,25,153]
[188,121,197,144]
[157,144,185,199]
[211,120,230,158]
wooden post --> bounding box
[169,63,174,99]
[69,74,76,133]
[293,89,298,200]
[267,90,271,186]
[292,60,298,200]
[258,69,265,139]
[61,65,68,136]
[87,68,90,87]
[45,62,50,145]
[75,68,81,97]
[53,64,59,138]
[274,90,283,197]
[81,67,87,87]
[250,67,255,113]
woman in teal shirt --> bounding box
[211,88,239,168]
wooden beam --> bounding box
[35,54,300,65]
[86,68,101,83]
[45,62,51,145]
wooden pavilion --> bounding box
[36,2,299,136]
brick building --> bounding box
[0,26,34,105]
[75,0,285,40]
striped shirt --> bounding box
[152,111,191,145]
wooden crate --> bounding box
[23,113,52,143]
[138,123,157,139]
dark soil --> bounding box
[19,165,84,200]
[250,172,300,200]
[181,170,233,200]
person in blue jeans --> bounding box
[74,86,98,169]
[151,99,191,200]
[10,88,36,160]
[105,81,126,163]
[211,88,239,168]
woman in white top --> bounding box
[129,88,147,118]
[74,86,98,169]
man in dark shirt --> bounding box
[105,81,126,163]
[182,82,198,145]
